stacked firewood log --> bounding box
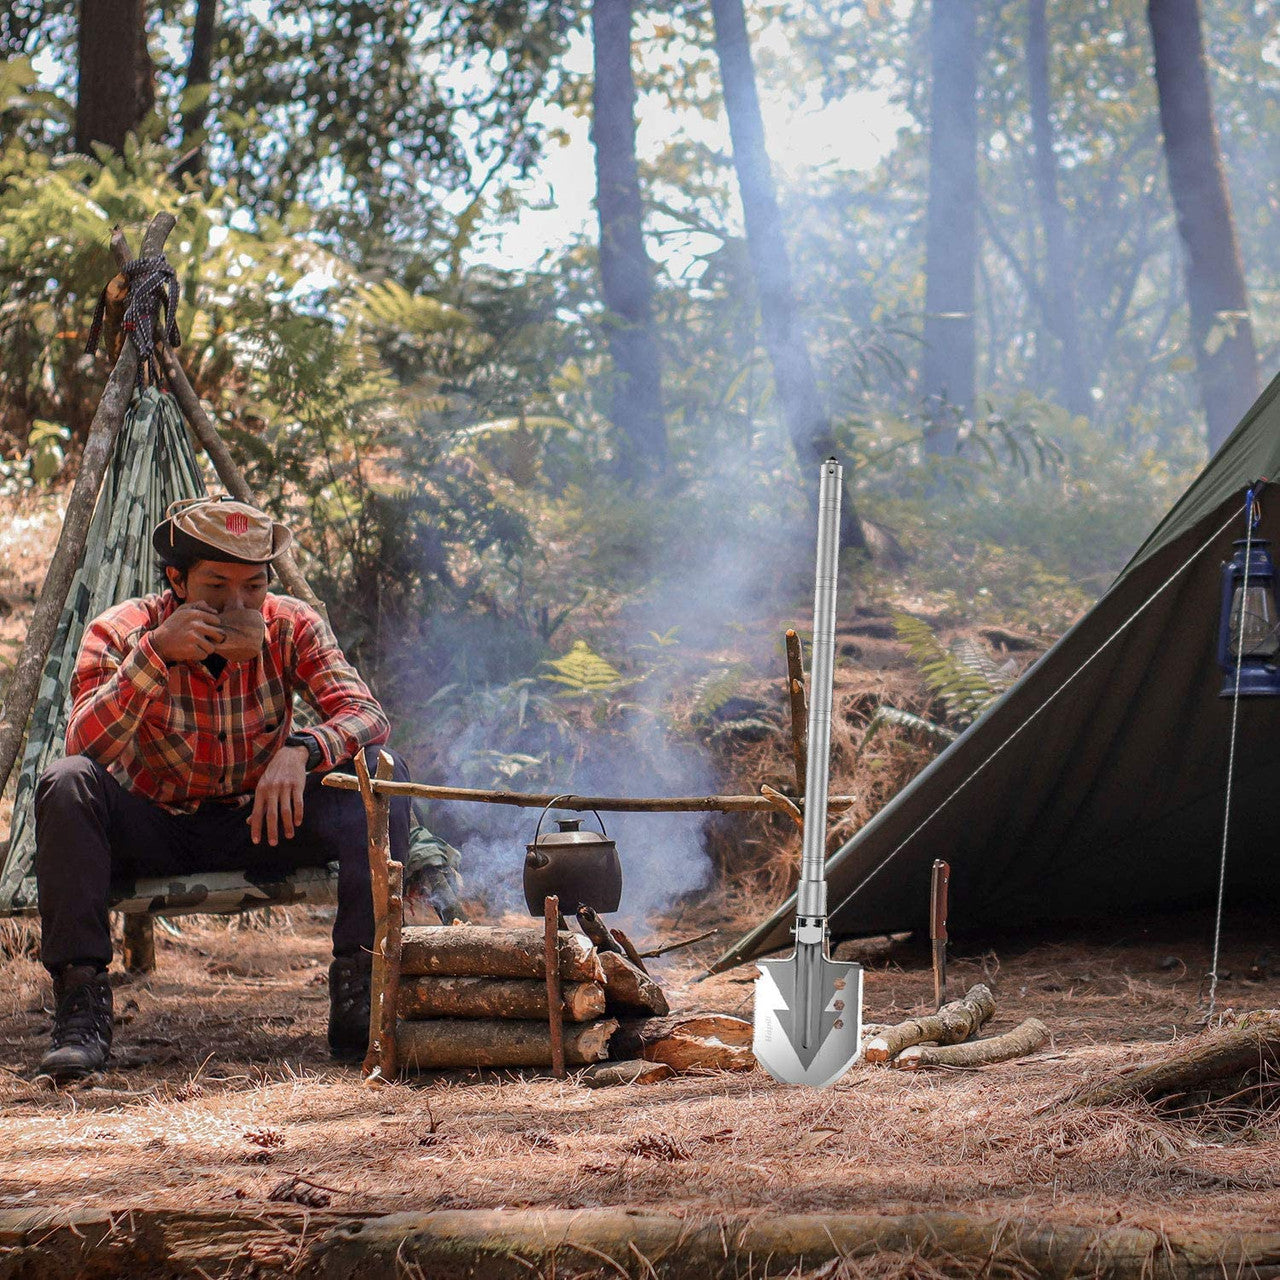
[391,920,754,1078]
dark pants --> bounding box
[35,748,410,972]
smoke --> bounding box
[421,435,812,930]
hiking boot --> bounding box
[39,965,112,1081]
[328,954,371,1063]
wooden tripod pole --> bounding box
[0,213,176,800]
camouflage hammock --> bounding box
[0,388,464,921]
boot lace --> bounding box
[331,960,370,1018]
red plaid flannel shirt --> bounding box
[66,591,390,812]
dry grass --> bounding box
[1,906,1278,1233]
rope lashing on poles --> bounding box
[85,254,182,388]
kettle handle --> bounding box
[532,794,610,843]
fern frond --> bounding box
[892,613,1002,726]
[540,640,624,696]
[690,663,752,723]
[857,705,958,759]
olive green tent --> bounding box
[713,369,1280,973]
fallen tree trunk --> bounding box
[398,976,606,1023]
[1065,1013,1280,1110]
[895,1018,1049,1070]
[400,926,604,983]
[0,1206,1277,1279]
[600,951,669,1015]
[396,1017,616,1069]
[304,1207,1280,1280]
[863,984,995,1063]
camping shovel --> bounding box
[754,459,863,1087]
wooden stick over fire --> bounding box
[322,775,854,815]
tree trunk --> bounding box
[895,1017,1049,1069]
[1027,0,1089,420]
[174,0,218,181]
[396,1017,616,1069]
[920,0,978,453]
[399,976,606,1022]
[75,0,154,155]
[400,925,605,983]
[863,984,995,1063]
[708,0,865,552]
[591,0,667,479]
[1147,0,1259,453]
[303,1207,1280,1280]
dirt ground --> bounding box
[2,907,1278,1234]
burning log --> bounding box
[398,977,606,1023]
[396,1017,616,1069]
[599,952,669,1016]
[863,984,995,1064]
[400,926,604,984]
[574,905,623,956]
[894,1018,1049,1070]
[613,1013,755,1072]
[608,927,650,974]
[581,1060,674,1087]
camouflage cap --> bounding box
[152,495,292,565]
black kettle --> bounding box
[523,797,622,916]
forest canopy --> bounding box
[0,0,1275,800]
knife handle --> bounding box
[930,859,950,943]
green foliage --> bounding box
[891,613,1009,727]
[857,705,958,760]
[689,662,753,725]
[541,640,626,697]
[26,419,69,484]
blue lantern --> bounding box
[1217,537,1280,697]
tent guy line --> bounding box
[1209,485,1263,1016]
[821,491,1254,938]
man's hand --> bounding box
[249,744,308,846]
[151,602,226,664]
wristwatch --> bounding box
[284,732,324,772]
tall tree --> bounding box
[174,0,218,181]
[1147,0,1259,453]
[919,0,978,454]
[74,0,154,155]
[708,0,865,549]
[1027,0,1088,420]
[590,0,667,478]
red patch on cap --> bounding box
[225,513,250,535]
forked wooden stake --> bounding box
[543,894,565,1079]
[355,750,401,1078]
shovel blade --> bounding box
[753,953,863,1087]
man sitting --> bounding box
[35,495,409,1080]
